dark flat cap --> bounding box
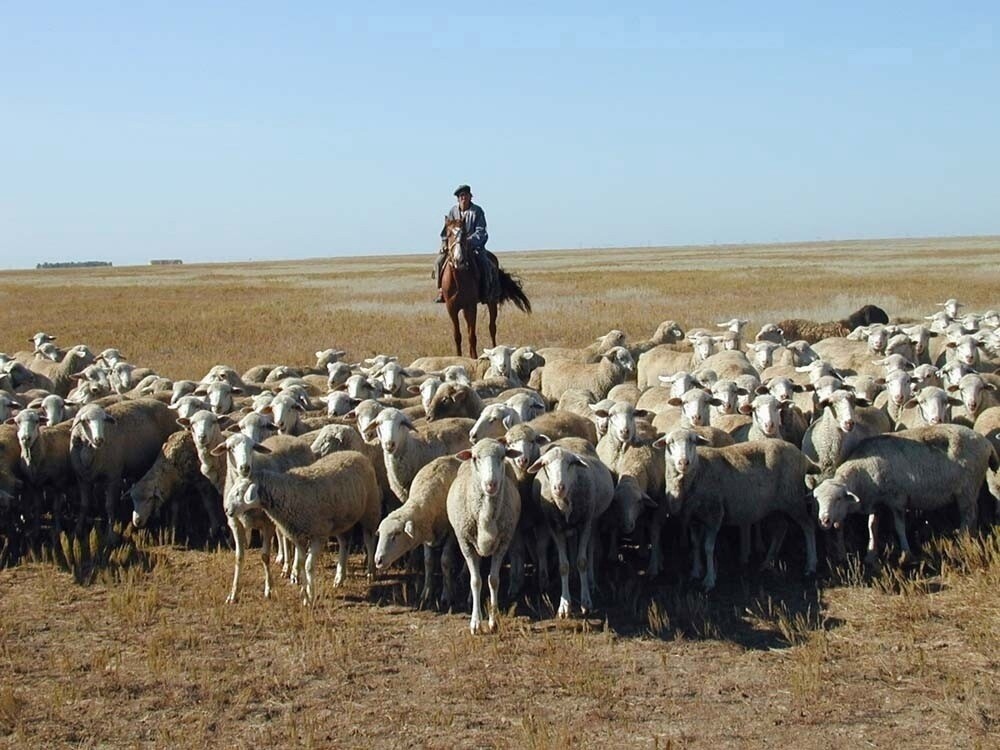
[453,184,472,196]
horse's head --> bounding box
[443,216,468,269]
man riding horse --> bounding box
[434,184,499,303]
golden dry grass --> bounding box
[0,235,999,748]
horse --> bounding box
[440,217,531,358]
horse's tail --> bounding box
[496,267,531,313]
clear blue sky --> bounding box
[2,2,998,268]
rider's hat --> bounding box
[453,184,472,197]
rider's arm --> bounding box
[467,206,488,248]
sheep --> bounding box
[237,411,279,444]
[636,345,698,388]
[363,407,473,503]
[695,350,758,381]
[326,361,352,390]
[129,430,226,544]
[10,410,75,532]
[730,394,806,446]
[947,373,1000,426]
[194,381,242,416]
[260,392,311,436]
[209,431,318,600]
[509,346,545,385]
[69,398,180,532]
[537,346,635,404]
[526,439,614,617]
[407,355,477,374]
[424,381,486,421]
[469,403,522,442]
[652,429,818,591]
[504,391,546,423]
[801,390,883,479]
[650,389,722,434]
[755,323,786,345]
[227,450,381,604]
[605,382,642,406]
[627,320,686,359]
[446,438,522,633]
[27,345,95,398]
[774,305,889,344]
[555,388,599,421]
[169,395,212,421]
[374,455,461,608]
[811,425,1000,564]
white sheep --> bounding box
[536,346,635,404]
[446,439,522,633]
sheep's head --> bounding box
[457,438,519,498]
[812,479,862,530]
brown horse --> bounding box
[441,217,531,358]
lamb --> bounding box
[653,429,819,591]
[447,438,522,633]
[536,346,635,404]
[69,398,180,532]
[375,456,461,609]
[774,304,889,344]
[526,439,614,617]
[363,407,473,503]
[226,450,381,604]
[811,425,1000,563]
[129,430,225,544]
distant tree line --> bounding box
[36,261,113,269]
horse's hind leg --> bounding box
[487,302,498,348]
[462,305,478,358]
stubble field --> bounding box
[0,236,998,748]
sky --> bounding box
[1,2,998,269]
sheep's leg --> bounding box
[762,515,789,570]
[362,527,376,581]
[75,481,93,536]
[227,518,246,603]
[689,524,704,581]
[506,530,525,599]
[957,491,978,532]
[578,522,593,615]
[534,526,550,593]
[334,534,350,586]
[800,519,817,578]
[440,535,457,611]
[865,512,879,565]
[420,543,438,609]
[259,519,274,599]
[587,530,600,594]
[646,509,666,578]
[739,524,751,567]
[104,478,123,533]
[303,540,321,605]
[290,543,301,585]
[701,524,720,592]
[890,507,912,564]
[457,538,483,633]
[551,529,572,618]
[486,547,505,632]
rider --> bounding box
[434,184,488,303]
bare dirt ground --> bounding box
[1,237,998,748]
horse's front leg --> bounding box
[448,306,462,356]
[487,302,498,349]
[462,305,478,358]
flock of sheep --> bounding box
[2,297,1000,633]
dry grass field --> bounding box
[1,235,999,748]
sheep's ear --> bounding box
[708,397,723,407]
[946,384,959,393]
[634,409,653,420]
[406,385,422,395]
[176,418,191,428]
[361,424,377,439]
[104,415,117,424]
[534,433,551,446]
[804,474,821,491]
[589,406,610,418]
[641,493,658,509]
[400,415,416,430]
[667,397,682,407]
[343,410,357,423]
[525,457,546,474]
[452,388,468,402]
[570,454,588,467]
[901,398,918,411]
[456,449,474,461]
[846,491,863,504]
[3,418,14,425]
[231,387,244,395]
[651,434,667,449]
[209,444,228,456]
[754,385,769,395]
[947,397,964,407]
[504,448,522,460]
[403,520,415,538]
[854,397,871,408]
[252,443,273,455]
[738,403,752,415]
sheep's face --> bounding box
[670,390,717,429]
[746,395,781,438]
[418,378,443,412]
[72,406,114,449]
[266,395,302,434]
[174,396,210,421]
[813,480,861,530]
[374,516,413,570]
[14,410,45,462]
[606,347,635,373]
[239,413,276,444]
[910,365,940,389]
[748,342,777,370]
[217,433,271,478]
[323,392,355,417]
[605,403,639,446]
[469,405,517,443]
[316,349,346,370]
[130,483,163,528]
[691,336,716,362]
[483,346,514,378]
[205,383,236,416]
[950,375,993,416]
[766,377,797,404]
[710,381,741,416]
[187,411,221,449]
[441,365,470,385]
[505,393,543,423]
[373,410,410,456]
[226,479,260,517]
[40,395,65,425]
[374,362,406,395]
[884,371,914,407]
[820,391,856,433]
[614,479,655,535]
[939,361,972,387]
[526,447,585,515]
[326,362,351,389]
[905,387,958,426]
[504,431,545,479]
[659,371,699,399]
[459,439,517,498]
[948,336,981,367]
[866,327,889,353]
